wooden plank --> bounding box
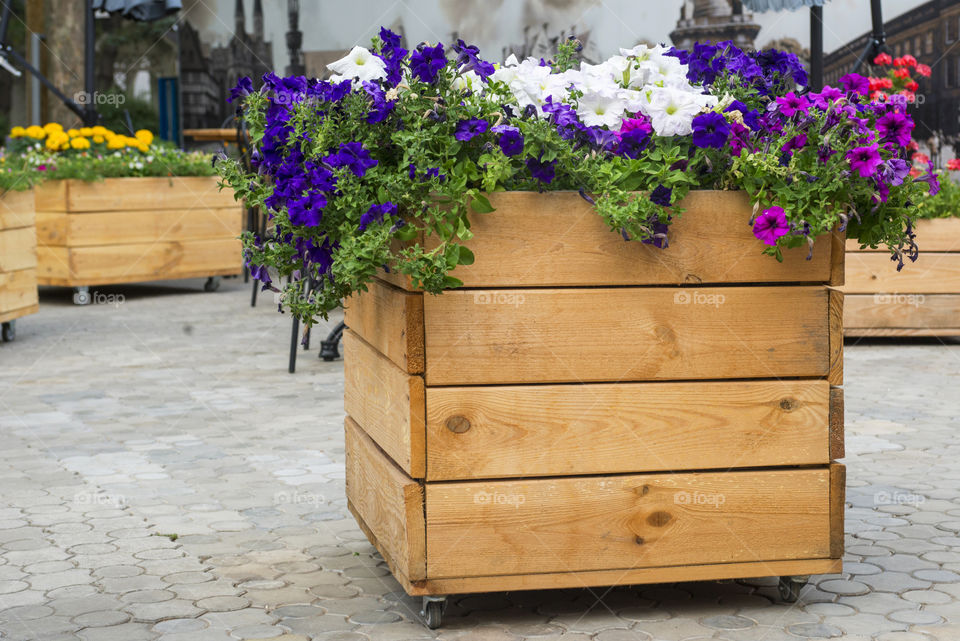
[343,330,425,478]
[423,286,830,385]
[845,327,960,337]
[846,218,960,253]
[844,253,960,294]
[59,177,237,212]
[33,180,68,212]
[0,190,36,230]
[37,239,242,286]
[828,289,843,386]
[426,380,831,480]
[830,463,846,559]
[829,387,844,461]
[183,128,238,142]
[844,294,960,332]
[830,228,846,287]
[344,417,425,581]
[0,269,39,316]
[387,191,832,288]
[0,228,38,272]
[36,208,241,247]
[0,303,38,325]
[403,558,842,596]
[425,468,833,578]
[345,278,424,374]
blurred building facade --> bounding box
[670,0,760,50]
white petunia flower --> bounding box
[577,90,626,128]
[638,86,704,136]
[452,70,484,93]
[327,46,387,82]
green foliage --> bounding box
[916,174,960,219]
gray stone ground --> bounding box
[0,278,959,641]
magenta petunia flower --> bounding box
[753,206,790,247]
[846,144,883,178]
[775,92,810,117]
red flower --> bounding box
[903,91,917,103]
[947,159,960,171]
[906,81,920,92]
[894,68,910,79]
[893,56,905,67]
[912,152,930,165]
[873,52,893,66]
[901,54,918,67]
[917,64,932,77]
[909,168,922,179]
[879,77,893,89]
[908,140,920,152]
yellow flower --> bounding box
[92,135,105,144]
[67,128,81,138]
[92,126,108,136]
[79,127,93,136]
[25,125,46,139]
[45,137,60,150]
[42,123,63,134]
[107,137,125,150]
[135,142,150,153]
[10,126,25,138]
[134,129,154,146]
[70,137,91,150]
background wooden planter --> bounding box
[34,177,242,288]
[0,189,39,340]
[343,191,846,613]
[844,218,960,336]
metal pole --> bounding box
[30,33,41,123]
[84,0,96,125]
[810,6,823,91]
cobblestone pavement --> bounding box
[0,279,959,641]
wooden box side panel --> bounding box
[0,227,38,273]
[344,417,425,581]
[344,279,424,374]
[426,380,832,480]
[343,330,425,478]
[844,253,960,294]
[0,268,39,318]
[846,217,960,253]
[425,468,833,579]
[0,190,37,230]
[49,177,237,212]
[423,286,830,386]
[36,208,242,248]
[844,293,960,332]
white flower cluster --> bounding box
[328,46,387,83]
[491,44,717,136]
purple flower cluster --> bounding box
[670,41,807,95]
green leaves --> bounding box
[470,193,495,214]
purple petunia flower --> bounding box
[375,27,408,85]
[362,81,395,124]
[914,160,941,195]
[525,155,556,184]
[409,43,446,84]
[325,142,378,177]
[876,111,914,148]
[691,112,730,149]
[724,100,760,130]
[491,124,523,156]
[775,91,810,117]
[782,134,807,154]
[228,76,253,103]
[839,73,870,96]
[753,206,790,246]
[358,202,398,231]
[879,158,911,187]
[817,145,837,164]
[809,85,843,110]
[650,184,672,207]
[454,118,489,142]
[452,39,495,80]
[846,144,883,178]
[287,190,327,227]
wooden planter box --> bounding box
[844,218,960,336]
[343,191,846,609]
[33,177,242,287]
[0,190,39,335]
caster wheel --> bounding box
[778,576,806,603]
[204,277,221,292]
[421,597,445,629]
[1,321,14,342]
[73,287,91,305]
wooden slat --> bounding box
[426,468,833,578]
[423,286,830,385]
[828,289,843,386]
[426,380,831,480]
[844,293,960,332]
[401,559,842,596]
[0,228,38,272]
[844,252,960,294]
[35,208,241,247]
[387,191,833,288]
[845,327,960,337]
[0,190,36,230]
[846,218,960,253]
[0,269,39,316]
[343,330,425,478]
[39,177,237,212]
[36,239,241,287]
[345,278,424,374]
[830,463,846,559]
[344,417,425,581]
[829,387,844,461]
[0,303,38,325]
[830,228,846,287]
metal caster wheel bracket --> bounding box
[778,575,808,603]
[421,595,446,629]
[204,277,221,292]
[1,321,15,342]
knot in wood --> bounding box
[445,415,471,433]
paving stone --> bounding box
[787,622,844,638]
[888,609,943,625]
[125,599,204,623]
[72,610,132,627]
[196,596,252,612]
